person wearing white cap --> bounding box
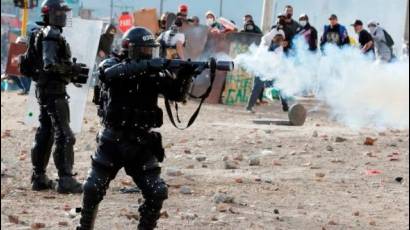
[205,11,224,32]
[368,20,394,62]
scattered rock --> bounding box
[120,179,133,186]
[213,193,235,204]
[120,208,139,220]
[233,154,244,161]
[211,215,218,221]
[330,159,344,164]
[364,137,377,146]
[312,131,318,137]
[184,149,191,154]
[224,160,239,170]
[315,173,326,178]
[216,203,228,212]
[166,168,183,177]
[328,220,337,225]
[335,136,347,143]
[228,207,239,214]
[249,157,260,166]
[186,165,194,169]
[272,161,282,166]
[201,164,208,168]
[369,220,376,226]
[58,221,68,226]
[160,210,169,219]
[31,222,46,229]
[326,145,334,151]
[222,156,229,161]
[63,204,71,211]
[179,186,192,195]
[1,130,12,138]
[8,215,19,224]
[18,150,28,161]
[195,156,206,162]
[235,178,243,183]
[364,152,376,157]
[67,208,80,218]
[395,177,403,183]
[353,211,360,216]
[180,212,198,220]
[273,209,280,214]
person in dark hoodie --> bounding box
[320,14,349,49]
[241,14,262,34]
[297,14,318,51]
[97,24,117,63]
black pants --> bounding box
[247,77,288,110]
[79,128,168,230]
[31,88,76,177]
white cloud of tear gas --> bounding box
[235,38,409,130]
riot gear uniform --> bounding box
[78,27,194,230]
[30,0,83,194]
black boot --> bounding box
[31,173,55,191]
[280,96,289,112]
[138,199,163,230]
[56,176,83,194]
[77,205,98,230]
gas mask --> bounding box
[206,18,215,26]
[245,24,254,31]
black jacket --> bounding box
[297,23,318,51]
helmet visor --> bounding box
[129,46,159,60]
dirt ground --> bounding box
[1,91,409,230]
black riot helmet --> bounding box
[121,27,159,60]
[41,0,71,27]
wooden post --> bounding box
[21,0,29,37]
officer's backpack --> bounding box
[383,29,394,47]
[19,28,42,80]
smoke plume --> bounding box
[235,38,409,130]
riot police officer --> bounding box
[30,0,83,194]
[77,27,195,230]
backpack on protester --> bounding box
[19,28,42,81]
[383,29,395,48]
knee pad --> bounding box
[149,178,168,201]
[82,179,105,204]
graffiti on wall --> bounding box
[222,41,254,106]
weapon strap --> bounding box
[165,67,216,130]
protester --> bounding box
[159,13,168,34]
[368,20,394,62]
[275,5,300,52]
[247,30,288,113]
[10,36,31,95]
[157,17,186,59]
[241,14,262,34]
[351,20,374,55]
[97,24,116,63]
[241,19,262,34]
[320,14,350,48]
[205,11,224,32]
[178,4,189,20]
[189,16,200,26]
[297,14,318,51]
